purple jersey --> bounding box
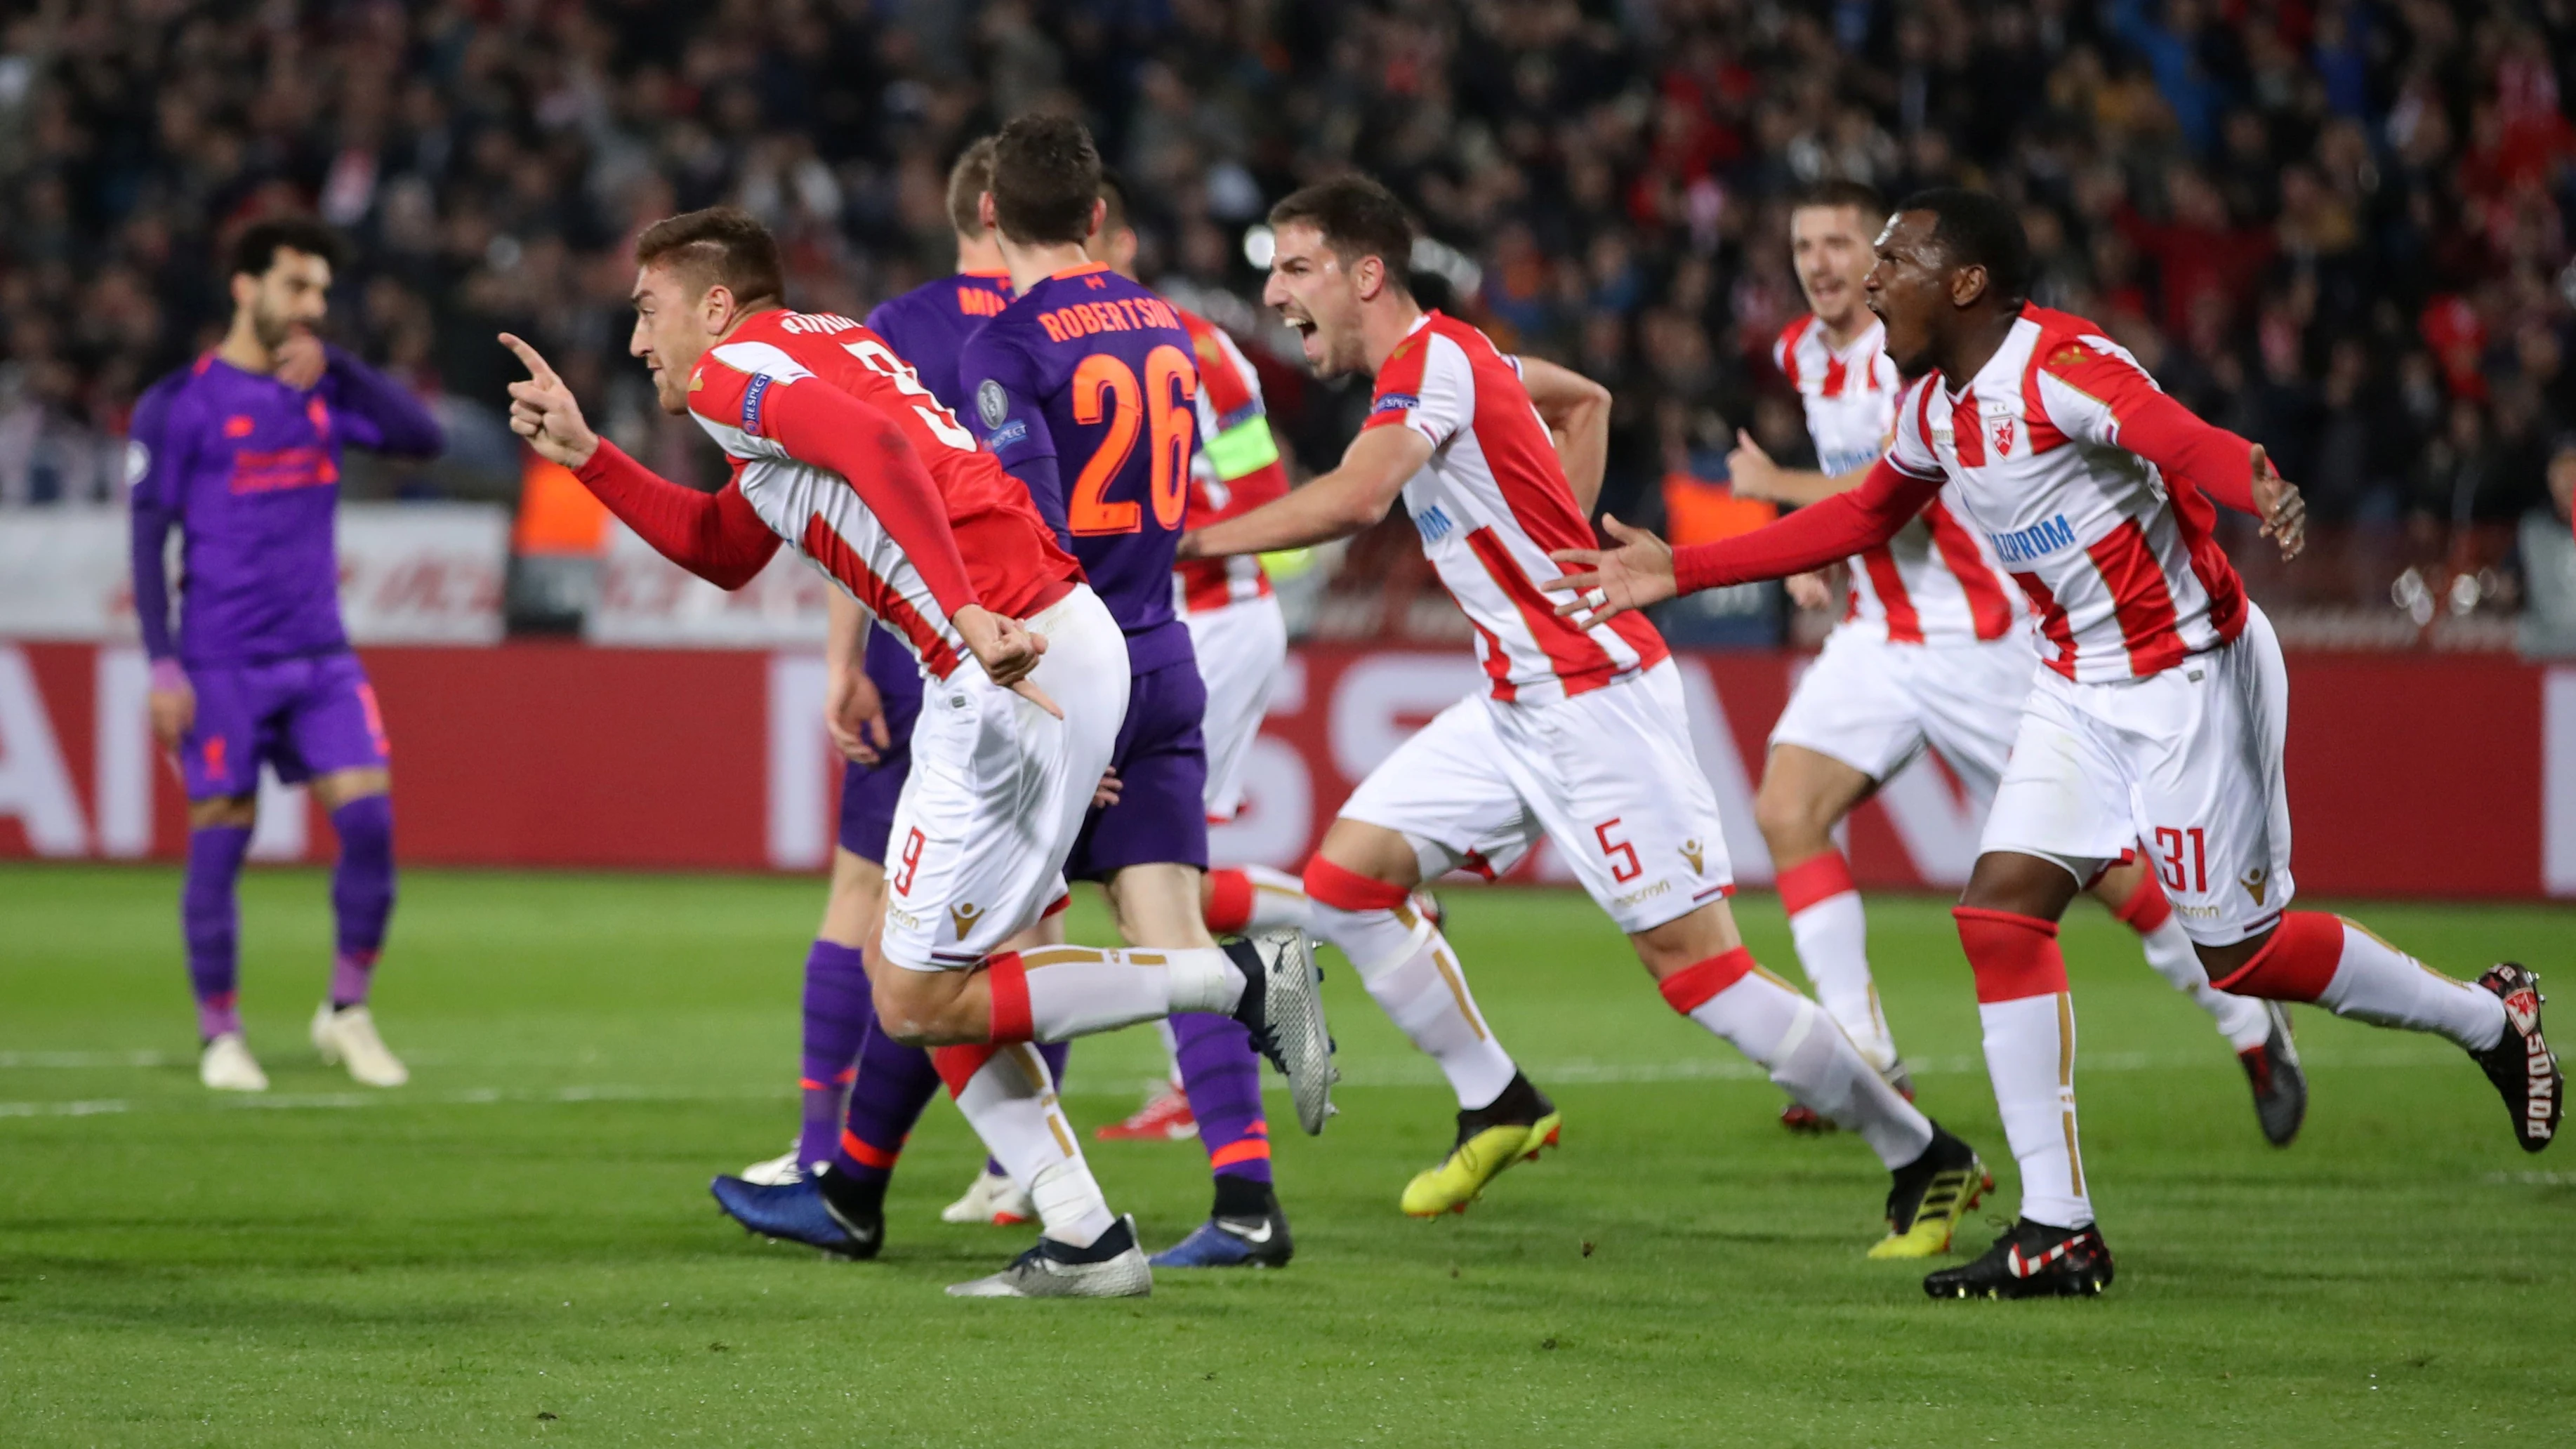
[128,348,443,666]
[960,263,1200,673]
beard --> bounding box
[251,299,298,351]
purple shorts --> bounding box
[180,651,389,801]
[835,626,926,863]
[1066,656,1210,881]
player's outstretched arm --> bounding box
[501,333,782,590]
[2043,342,2305,561]
[1517,357,1611,514]
[1725,429,1873,507]
[1547,456,1941,622]
[1177,423,1430,560]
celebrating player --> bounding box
[1180,173,1992,1259]
[1550,189,2563,1299]
[1733,180,2304,1143]
[129,216,444,1093]
[959,121,1299,1267]
[501,205,1332,1298]
[716,138,1072,1235]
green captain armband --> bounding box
[1204,416,1281,481]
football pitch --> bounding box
[2,866,2568,1446]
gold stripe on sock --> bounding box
[1126,952,1167,966]
[1046,1110,1076,1158]
[1018,946,1107,969]
[2063,1109,2085,1196]
[1430,944,1488,1040]
[2057,992,2084,1198]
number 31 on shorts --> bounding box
[2151,825,2208,894]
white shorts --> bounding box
[1981,604,2294,946]
[1183,594,1288,822]
[880,586,1130,972]
[1338,661,1732,934]
[1769,626,2037,797]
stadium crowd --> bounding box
[0,0,2570,620]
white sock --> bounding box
[1315,899,1518,1110]
[1016,946,1243,1040]
[1979,992,2090,1229]
[953,1045,1112,1247]
[2314,920,2505,1052]
[1682,965,1932,1169]
[1155,1018,1181,1080]
[2136,915,2271,1051]
[1241,864,1314,932]
[1786,890,1898,1073]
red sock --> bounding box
[932,1044,997,1097]
[1953,908,2069,1002]
[2108,873,2173,934]
[1775,852,1857,915]
[1657,947,1757,1014]
[2210,911,2341,1001]
[1302,855,1410,911]
[983,952,1033,1043]
[1204,868,1254,935]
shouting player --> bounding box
[1180,173,1993,1259]
[1550,189,2562,1299]
[958,121,1299,1267]
[720,138,1074,1235]
[502,206,1331,1298]
[1731,180,2304,1143]
[129,216,444,1092]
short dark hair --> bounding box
[1268,174,1414,293]
[229,216,345,281]
[990,114,1101,246]
[1788,179,1887,222]
[944,138,998,237]
[1097,166,1132,240]
[633,206,786,307]
[1896,187,2033,303]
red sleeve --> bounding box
[1670,458,1941,595]
[1213,458,1290,519]
[719,375,979,616]
[2105,385,2261,514]
[573,440,781,590]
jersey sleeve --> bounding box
[1884,376,1946,481]
[2033,331,2259,512]
[124,381,190,661]
[1194,325,1283,484]
[956,327,1069,540]
[1670,458,1942,595]
[316,345,444,457]
[692,343,978,614]
[573,441,782,590]
[1362,329,1471,449]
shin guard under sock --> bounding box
[798,941,873,1170]
[326,795,395,1007]
[1659,947,1932,1168]
[1776,851,1896,1073]
[1955,908,2090,1230]
[1304,855,1517,1109]
[185,824,253,1039]
[2219,911,2506,1052]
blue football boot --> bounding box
[711,1169,883,1260]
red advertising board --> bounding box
[0,640,2564,900]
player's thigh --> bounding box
[819,847,887,949]
[834,743,912,868]
[1766,630,1930,791]
[1629,898,1746,979]
[284,653,392,789]
[1335,694,1538,887]
[1069,659,1209,882]
[1495,665,1733,934]
[2122,618,2294,948]
[1755,744,1877,847]
[1104,861,1217,948]
[177,664,267,803]
[1187,599,1288,819]
[1977,678,2134,884]
[1909,639,2039,802]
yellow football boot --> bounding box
[1402,1075,1561,1217]
[1869,1125,1991,1259]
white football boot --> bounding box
[941,1166,1036,1225]
[737,1145,805,1186]
[199,1033,269,1092]
[946,1215,1152,1298]
[311,1002,409,1087]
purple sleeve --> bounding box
[126,383,185,661]
[319,345,444,457]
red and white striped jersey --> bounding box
[1366,311,1667,704]
[1776,314,2024,647]
[686,310,1082,679]
[1882,305,2250,684]
[1173,309,1286,614]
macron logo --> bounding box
[1414,504,1455,543]
[1990,514,2076,564]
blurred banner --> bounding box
[0,505,508,645]
[583,522,830,649]
[0,641,2564,900]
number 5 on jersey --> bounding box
[1069,343,1196,536]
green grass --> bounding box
[1,865,2568,1446]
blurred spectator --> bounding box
[0,0,2564,633]
[2516,438,2576,657]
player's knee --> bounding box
[1960,852,2078,920]
[190,795,258,831]
[1751,778,1828,855]
[1314,818,1419,891]
[330,794,394,861]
